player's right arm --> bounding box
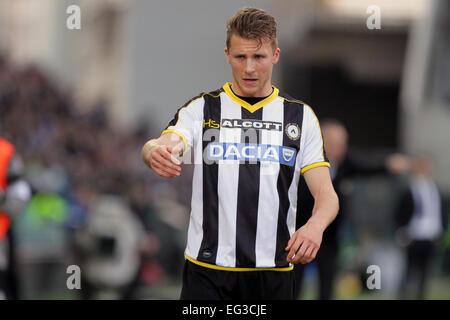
[143,93,204,178]
[142,132,184,178]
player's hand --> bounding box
[147,145,182,178]
[285,221,323,264]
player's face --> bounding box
[225,35,280,97]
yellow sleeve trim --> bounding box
[301,161,331,175]
[185,255,294,272]
[161,129,188,157]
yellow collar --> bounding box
[222,82,279,113]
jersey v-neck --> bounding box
[222,82,279,113]
[233,88,272,105]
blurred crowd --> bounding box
[0,55,145,203]
[1,52,449,300]
[0,54,192,299]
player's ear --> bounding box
[225,47,231,64]
[272,48,280,64]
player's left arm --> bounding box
[285,166,339,264]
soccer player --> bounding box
[142,7,339,300]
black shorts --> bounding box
[180,260,295,300]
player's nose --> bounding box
[244,60,256,74]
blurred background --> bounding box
[0,0,449,299]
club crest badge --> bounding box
[285,123,301,141]
[282,148,295,162]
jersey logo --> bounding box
[285,123,301,141]
[207,142,297,166]
[203,119,220,129]
[282,148,295,163]
[221,119,282,131]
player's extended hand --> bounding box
[285,221,323,264]
[147,145,182,178]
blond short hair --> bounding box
[226,7,278,51]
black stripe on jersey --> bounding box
[163,92,205,131]
[235,108,263,268]
[198,89,223,264]
[275,97,304,267]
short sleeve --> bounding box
[299,105,330,174]
[161,94,204,154]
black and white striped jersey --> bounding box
[162,82,329,271]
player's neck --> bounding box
[231,81,273,98]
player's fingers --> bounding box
[152,167,172,178]
[287,237,303,263]
[292,241,310,264]
[156,147,181,167]
[286,243,297,262]
[297,239,310,256]
[299,245,315,264]
[153,159,181,176]
[170,153,182,166]
[295,237,319,264]
[301,243,320,264]
[151,163,174,178]
[170,145,184,159]
[155,163,180,177]
[156,146,173,161]
[160,146,182,165]
[305,244,315,259]
[311,247,319,260]
[167,146,183,165]
[152,151,182,172]
[152,161,180,177]
[151,150,166,164]
[156,167,178,178]
[285,232,298,251]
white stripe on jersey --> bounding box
[254,97,283,267]
[216,93,241,267]
[185,97,206,259]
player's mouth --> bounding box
[242,78,258,85]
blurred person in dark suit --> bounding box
[293,119,410,299]
[396,156,444,300]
